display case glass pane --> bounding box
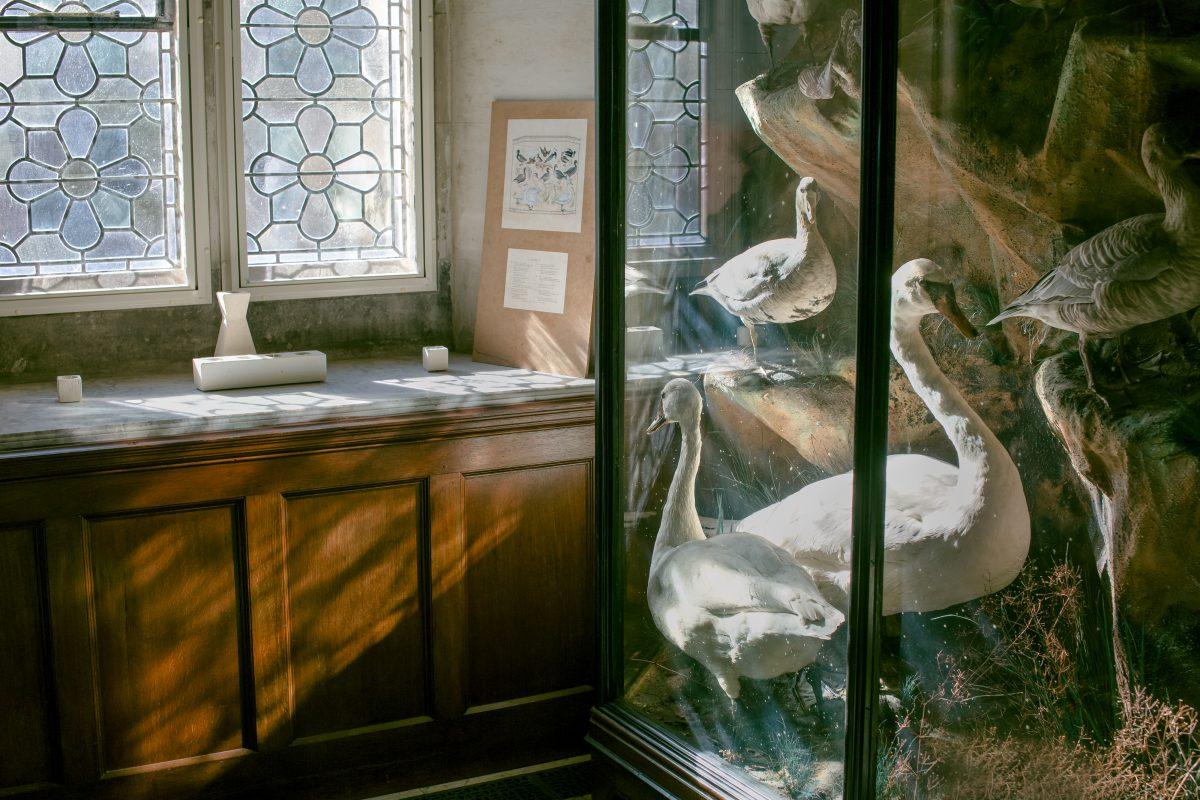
[619,2,862,795]
[877,3,1200,798]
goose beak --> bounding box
[646,412,668,435]
[933,287,979,339]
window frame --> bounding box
[0,0,212,317]
[220,0,436,302]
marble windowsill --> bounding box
[0,355,595,454]
[0,352,732,454]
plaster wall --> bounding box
[444,0,596,350]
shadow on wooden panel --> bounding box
[0,524,57,790]
[464,462,595,707]
[283,483,429,742]
[88,505,249,773]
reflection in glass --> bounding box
[620,2,859,796]
[876,2,1200,798]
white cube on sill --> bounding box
[422,346,449,372]
[626,326,664,364]
[57,375,83,403]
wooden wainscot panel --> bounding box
[86,504,251,775]
[463,462,595,709]
[282,482,430,743]
[0,524,57,791]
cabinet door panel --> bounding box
[284,483,428,741]
[0,525,56,789]
[88,506,248,772]
[464,462,594,707]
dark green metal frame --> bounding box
[593,1,900,797]
[0,0,174,32]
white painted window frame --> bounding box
[0,0,212,317]
[220,0,436,301]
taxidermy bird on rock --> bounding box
[745,0,828,66]
[990,123,1200,392]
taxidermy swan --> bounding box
[646,378,844,699]
[691,177,836,364]
[745,0,825,65]
[737,260,1031,615]
[991,123,1200,390]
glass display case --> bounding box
[593,2,1200,799]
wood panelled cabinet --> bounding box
[0,397,595,799]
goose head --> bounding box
[1142,122,1200,171]
[796,177,820,228]
[892,258,979,338]
[647,378,703,434]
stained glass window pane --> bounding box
[0,6,185,296]
[626,0,704,252]
[239,0,419,284]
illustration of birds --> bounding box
[691,177,837,364]
[990,123,1200,390]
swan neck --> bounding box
[653,419,705,563]
[890,308,1006,516]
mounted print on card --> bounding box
[474,101,595,378]
[501,118,589,234]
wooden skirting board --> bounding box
[0,396,596,800]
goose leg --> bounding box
[1078,333,1099,392]
[746,323,762,366]
[806,663,827,725]
[1113,334,1133,385]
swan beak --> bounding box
[646,413,668,434]
[933,290,980,339]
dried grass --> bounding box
[880,565,1200,799]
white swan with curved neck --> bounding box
[737,259,1031,614]
[646,378,844,699]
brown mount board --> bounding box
[473,100,596,378]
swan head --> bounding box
[892,258,979,338]
[646,378,703,434]
[1142,122,1200,170]
[796,177,819,227]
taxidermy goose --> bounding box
[646,378,844,699]
[736,260,1031,615]
[990,123,1200,390]
[746,0,824,66]
[798,9,862,101]
[691,177,836,364]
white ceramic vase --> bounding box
[215,291,256,357]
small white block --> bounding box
[736,326,752,347]
[422,346,449,372]
[626,326,664,363]
[57,375,83,403]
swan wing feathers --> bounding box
[664,535,842,637]
[735,455,956,565]
[704,242,805,304]
[992,215,1169,322]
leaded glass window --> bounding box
[238,0,422,286]
[626,0,704,252]
[0,0,189,298]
